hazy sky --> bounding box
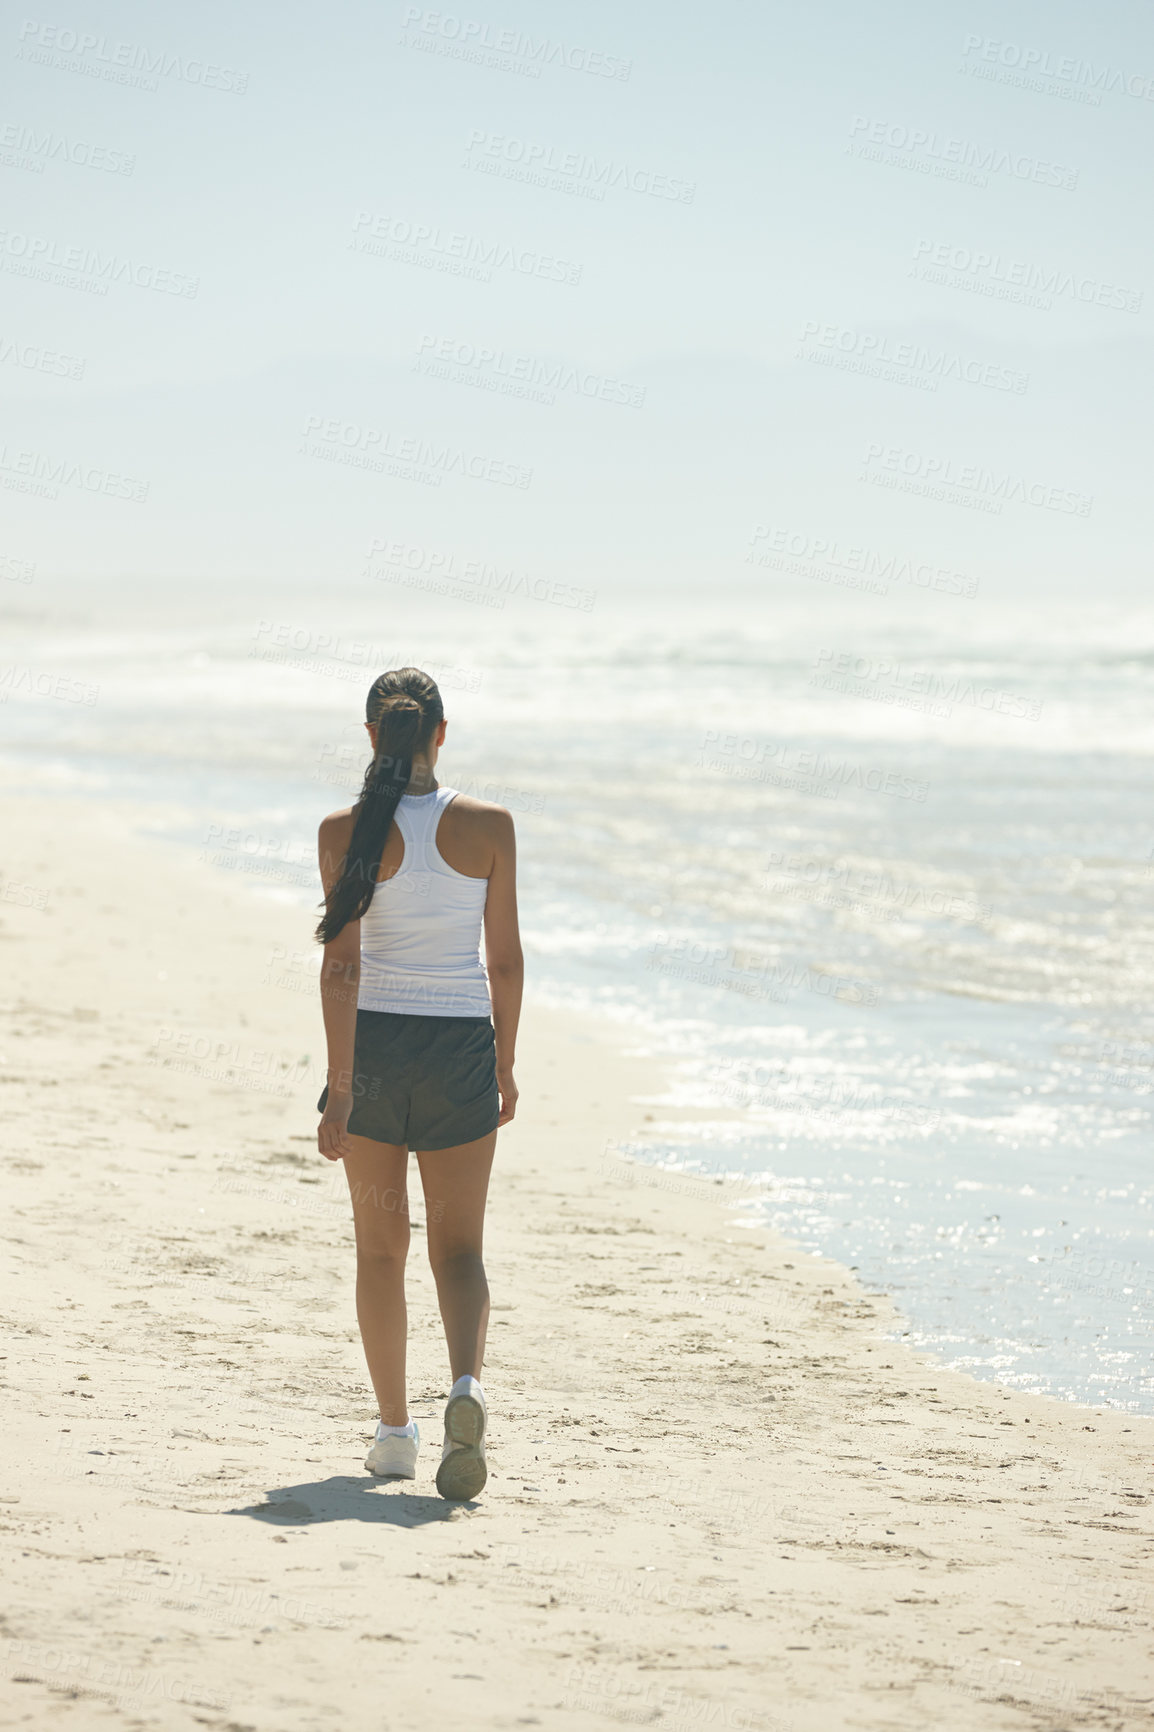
[3,0,1152,600]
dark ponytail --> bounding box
[315,667,444,945]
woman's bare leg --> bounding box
[341,1135,411,1425]
[416,1131,497,1383]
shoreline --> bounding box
[2,793,1152,1729]
[2,719,1150,1417]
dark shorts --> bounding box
[316,1010,499,1152]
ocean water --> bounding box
[3,582,1152,1411]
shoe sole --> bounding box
[444,1392,486,1448]
[436,1444,487,1501]
[436,1392,487,1500]
[366,1461,417,1479]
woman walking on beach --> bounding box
[314,668,522,1500]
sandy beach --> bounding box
[2,793,1152,1732]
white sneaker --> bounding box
[365,1420,419,1479]
[435,1377,487,1501]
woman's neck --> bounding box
[404,761,439,796]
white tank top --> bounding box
[357,786,492,1018]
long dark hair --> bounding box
[315,667,444,945]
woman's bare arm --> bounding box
[482,808,523,1125]
[317,811,360,1160]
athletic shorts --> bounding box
[316,1009,499,1152]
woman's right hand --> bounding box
[318,1091,355,1161]
[497,1066,518,1127]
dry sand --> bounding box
[1,795,1152,1732]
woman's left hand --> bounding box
[318,1091,355,1161]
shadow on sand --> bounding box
[226,1475,473,1527]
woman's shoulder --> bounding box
[318,806,355,843]
[442,793,516,868]
[446,791,516,831]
